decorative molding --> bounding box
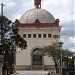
[15,19,60,28]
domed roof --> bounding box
[20,9,55,23]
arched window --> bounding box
[33,48,42,65]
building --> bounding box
[15,0,61,70]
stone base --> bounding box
[31,65,44,70]
[16,65,55,71]
[16,65,31,70]
[45,65,55,70]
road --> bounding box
[16,71,48,75]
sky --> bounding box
[0,0,75,52]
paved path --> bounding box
[15,71,48,75]
[12,71,59,75]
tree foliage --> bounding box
[0,16,12,32]
[0,16,27,64]
[12,23,27,49]
[0,16,27,52]
[40,42,74,72]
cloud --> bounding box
[60,20,74,36]
[56,13,74,23]
[61,28,74,37]
[12,14,22,21]
[42,0,74,24]
[0,0,12,3]
[60,36,75,51]
[5,2,16,8]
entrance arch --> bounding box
[32,48,42,65]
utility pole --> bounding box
[0,3,5,75]
[1,3,5,16]
[0,3,5,48]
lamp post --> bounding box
[74,51,75,66]
[74,51,75,75]
[72,51,75,71]
[59,42,63,75]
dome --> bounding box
[20,9,55,23]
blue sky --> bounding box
[0,0,75,51]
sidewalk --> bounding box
[10,71,54,75]
[10,72,19,75]
[47,71,59,75]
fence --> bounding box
[2,65,14,75]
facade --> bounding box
[15,0,61,70]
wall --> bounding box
[16,26,60,67]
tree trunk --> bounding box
[0,62,2,75]
[55,62,58,73]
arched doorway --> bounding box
[33,48,42,65]
[32,48,43,70]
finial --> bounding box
[34,0,42,8]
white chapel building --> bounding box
[15,0,61,70]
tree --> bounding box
[40,42,60,72]
[0,15,12,54]
[62,49,74,63]
[62,49,74,71]
[40,42,74,73]
[0,16,27,65]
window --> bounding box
[38,34,41,38]
[43,34,46,38]
[48,34,51,38]
[28,34,31,38]
[23,34,26,38]
[33,34,36,38]
[53,35,59,38]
